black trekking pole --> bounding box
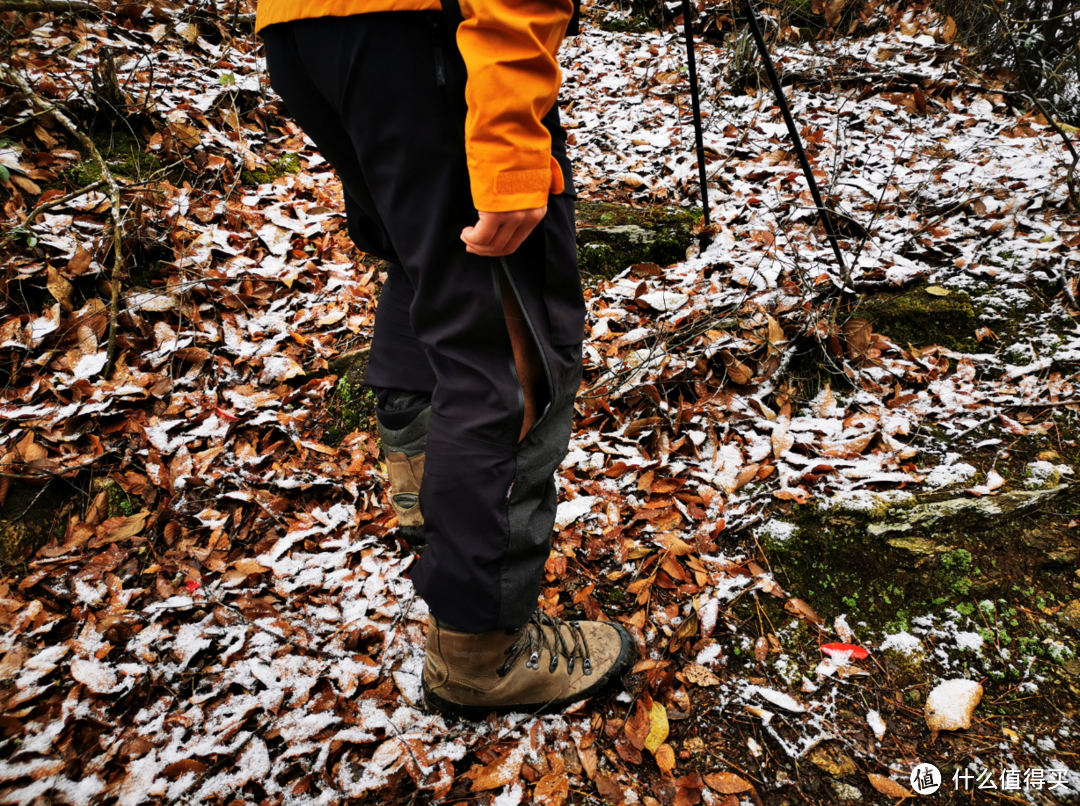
[680,0,711,226]
[737,0,849,281]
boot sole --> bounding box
[422,622,637,719]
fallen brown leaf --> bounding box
[784,597,825,625]
[867,773,912,799]
[683,663,720,687]
[655,743,676,775]
[703,772,753,794]
[469,744,525,792]
[534,773,569,806]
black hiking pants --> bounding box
[262,12,585,633]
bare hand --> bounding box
[461,207,547,257]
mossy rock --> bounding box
[241,152,301,185]
[883,643,929,688]
[575,201,698,280]
[770,484,1074,633]
[1059,600,1080,631]
[852,285,977,352]
[595,12,657,33]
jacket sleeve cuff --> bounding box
[469,152,565,212]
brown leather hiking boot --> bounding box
[422,610,635,717]
[378,406,429,546]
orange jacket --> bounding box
[256,0,571,213]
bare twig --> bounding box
[987,1,1080,207]
[0,0,98,12]
[0,64,126,376]
[7,179,104,234]
[0,450,114,482]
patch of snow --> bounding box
[493,783,524,806]
[1025,460,1072,488]
[924,455,978,488]
[880,631,923,655]
[555,495,597,529]
[756,520,797,544]
[696,644,723,667]
[73,351,108,380]
[867,709,886,740]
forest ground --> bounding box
[0,0,1078,804]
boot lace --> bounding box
[497,611,592,678]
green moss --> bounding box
[884,645,928,688]
[241,152,301,185]
[595,13,656,33]
[104,480,137,517]
[0,481,76,559]
[940,548,976,595]
[325,371,378,447]
[64,128,165,186]
[941,548,973,574]
[853,285,978,352]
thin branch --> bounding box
[0,64,126,376]
[0,0,99,11]
[6,179,104,235]
[986,1,1079,207]
[0,451,114,481]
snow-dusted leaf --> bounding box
[70,658,117,693]
[469,744,525,792]
[925,679,983,738]
[259,354,304,383]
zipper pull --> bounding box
[434,47,446,86]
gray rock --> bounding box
[580,224,656,244]
[868,485,1071,537]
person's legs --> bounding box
[269,12,567,631]
[263,12,633,711]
